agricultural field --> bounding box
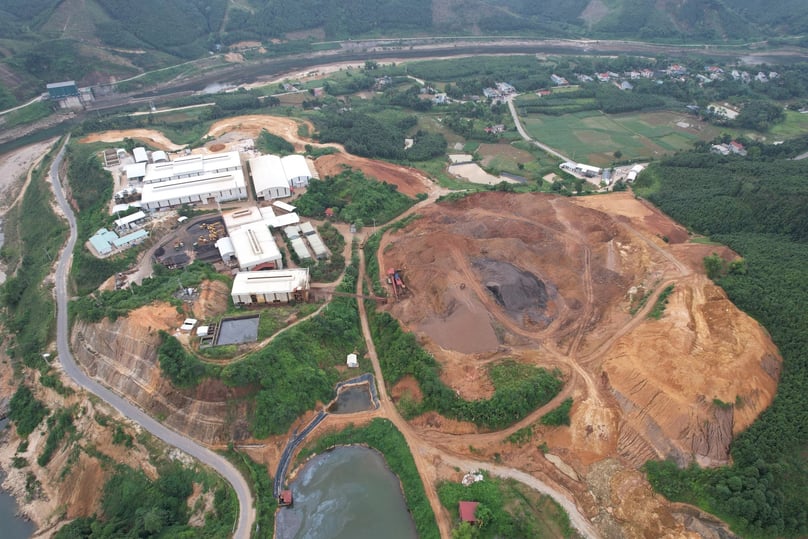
[522,110,727,166]
[767,110,808,138]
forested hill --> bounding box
[2,0,808,101]
[635,143,808,538]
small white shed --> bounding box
[346,353,359,368]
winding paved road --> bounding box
[48,136,255,539]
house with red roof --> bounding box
[458,501,479,523]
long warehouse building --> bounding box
[249,154,313,200]
[231,269,310,304]
[139,151,247,210]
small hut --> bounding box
[278,490,293,507]
[458,501,479,524]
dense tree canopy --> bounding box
[636,145,808,538]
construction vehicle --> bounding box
[387,268,407,300]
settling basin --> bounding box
[275,446,417,539]
[327,383,373,414]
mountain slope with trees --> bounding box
[1,0,807,101]
[635,142,808,538]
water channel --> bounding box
[0,420,36,538]
[276,446,417,539]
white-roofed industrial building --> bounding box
[249,155,291,200]
[215,237,236,263]
[284,225,301,240]
[139,172,247,210]
[137,151,247,210]
[152,150,169,163]
[273,200,296,213]
[231,268,310,305]
[125,162,146,181]
[248,154,313,200]
[270,212,299,228]
[299,222,316,236]
[281,154,312,188]
[133,147,148,163]
[114,210,147,231]
[143,151,242,184]
[229,223,283,270]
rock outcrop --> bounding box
[70,303,251,447]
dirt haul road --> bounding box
[355,248,600,539]
[367,190,780,535]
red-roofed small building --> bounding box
[279,490,293,506]
[459,501,479,523]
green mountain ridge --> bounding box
[0,0,806,100]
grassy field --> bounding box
[768,110,808,138]
[522,110,726,166]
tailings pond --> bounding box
[276,446,417,539]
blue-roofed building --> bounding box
[112,229,148,249]
[89,228,119,255]
[46,81,78,99]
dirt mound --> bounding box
[79,129,185,151]
[208,143,226,152]
[314,153,431,198]
[204,115,315,152]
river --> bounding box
[276,446,417,539]
[0,420,36,539]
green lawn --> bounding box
[522,110,725,166]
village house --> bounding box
[550,74,569,86]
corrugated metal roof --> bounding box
[299,222,316,236]
[114,210,146,228]
[133,147,148,163]
[112,228,148,248]
[280,154,311,180]
[270,212,300,228]
[89,228,117,254]
[125,162,147,178]
[306,233,329,258]
[272,200,296,213]
[249,154,288,193]
[284,225,301,239]
[231,269,310,296]
[290,237,311,259]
